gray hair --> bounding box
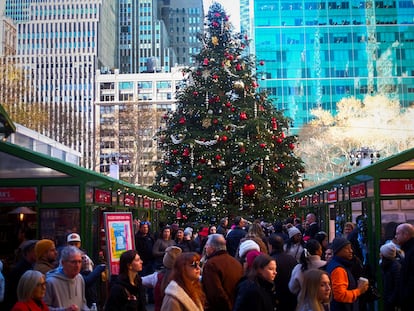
[206,233,227,251]
[60,245,83,265]
[16,270,44,301]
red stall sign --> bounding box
[95,189,111,204]
[0,187,37,203]
[350,183,366,199]
[380,179,414,196]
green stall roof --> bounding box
[0,140,176,204]
[287,147,414,200]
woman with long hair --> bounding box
[289,239,327,295]
[161,252,205,311]
[105,250,147,311]
[11,270,49,311]
[296,269,331,311]
[233,254,277,311]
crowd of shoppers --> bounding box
[2,216,414,311]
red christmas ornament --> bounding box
[259,143,266,148]
[279,163,286,169]
[281,132,286,138]
[182,148,190,156]
[226,54,234,61]
[271,117,277,130]
[276,137,283,144]
[199,157,207,164]
[176,209,182,219]
[215,154,222,161]
[273,167,279,172]
[252,81,259,88]
[221,135,228,142]
[239,112,248,120]
[236,63,242,71]
[289,143,295,150]
[242,183,256,196]
[213,118,219,124]
[193,91,199,96]
[225,101,232,108]
[197,174,203,180]
[163,114,169,120]
[179,117,186,124]
[231,107,236,112]
[259,60,265,66]
[212,74,219,81]
[203,58,209,66]
[172,149,178,155]
[239,147,246,153]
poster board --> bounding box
[103,212,135,276]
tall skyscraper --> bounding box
[5,0,117,169]
[159,0,204,66]
[118,0,176,73]
[248,0,414,131]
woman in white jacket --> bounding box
[288,239,327,295]
[161,252,205,311]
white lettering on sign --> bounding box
[0,191,11,198]
[405,184,414,191]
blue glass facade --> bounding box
[252,0,414,130]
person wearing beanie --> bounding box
[202,233,243,311]
[33,239,58,275]
[326,237,369,311]
[238,240,260,259]
[379,242,401,311]
[245,250,261,271]
[142,246,182,311]
[284,226,304,262]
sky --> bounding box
[203,0,241,31]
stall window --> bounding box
[39,208,80,246]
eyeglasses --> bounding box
[189,261,201,268]
[37,282,47,288]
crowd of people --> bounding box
[0,214,413,311]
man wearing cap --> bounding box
[4,240,38,309]
[33,239,58,274]
[202,233,243,311]
[395,223,414,311]
[67,233,105,308]
[327,237,369,311]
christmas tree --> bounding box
[151,3,304,224]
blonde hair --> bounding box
[296,269,331,311]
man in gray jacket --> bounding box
[44,246,89,311]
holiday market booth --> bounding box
[287,147,414,307]
[0,140,176,269]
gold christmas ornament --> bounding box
[233,80,245,91]
[202,118,212,128]
[212,36,219,46]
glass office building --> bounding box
[246,0,414,131]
